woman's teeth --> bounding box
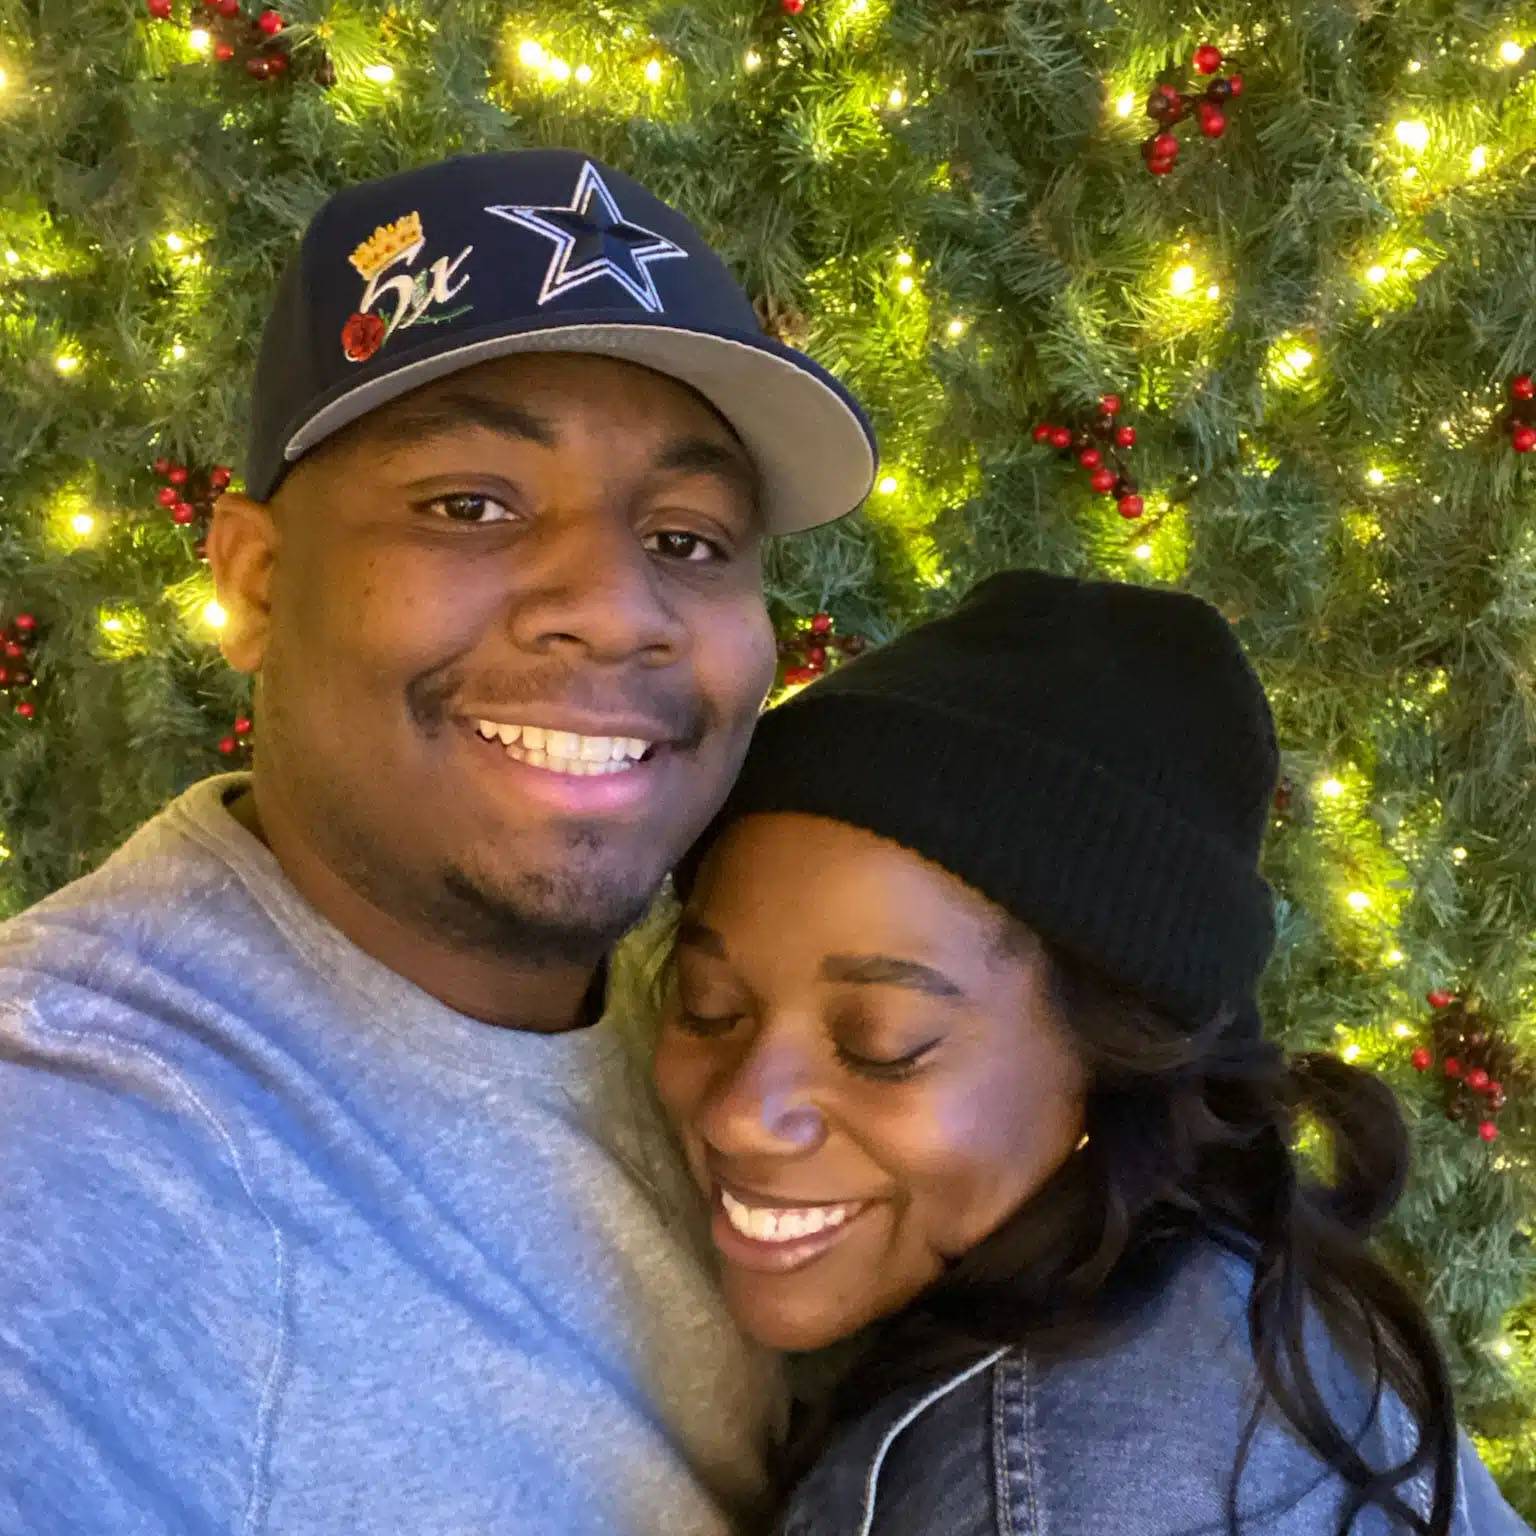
[473,720,653,776]
[720,1187,854,1243]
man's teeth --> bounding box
[473,720,653,775]
[720,1188,854,1244]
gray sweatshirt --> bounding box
[0,774,780,1535]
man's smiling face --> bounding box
[215,352,776,961]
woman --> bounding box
[652,570,1531,1536]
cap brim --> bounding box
[282,318,877,535]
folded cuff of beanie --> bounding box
[709,689,1275,1028]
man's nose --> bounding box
[507,510,687,665]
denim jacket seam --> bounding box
[993,1352,1039,1536]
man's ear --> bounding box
[207,492,280,675]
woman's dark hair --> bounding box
[788,939,1457,1536]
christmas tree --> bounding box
[2,0,1533,1510]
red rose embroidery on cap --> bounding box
[341,311,387,362]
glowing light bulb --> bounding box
[877,475,899,495]
[70,512,94,536]
[170,342,187,361]
[1342,1042,1362,1062]
[1406,59,1423,73]
[1387,949,1406,966]
[1392,1021,1412,1037]
[188,27,212,52]
[945,317,966,338]
[744,49,762,72]
[3,250,17,265]
[1169,263,1197,296]
[1346,891,1371,912]
[518,39,547,69]
[895,250,913,268]
[896,274,915,294]
[54,353,80,375]
[1469,145,1487,173]
[644,58,663,84]
[547,57,571,82]
[574,64,593,85]
[1205,283,1221,300]
[101,616,123,633]
[363,63,396,84]
[1115,91,1136,117]
[203,600,229,630]
[1366,467,1386,485]
[165,232,186,253]
[1452,845,1468,862]
[0,68,8,90]
[886,85,906,109]
[1499,40,1525,65]
[1494,1338,1515,1359]
[1366,263,1388,283]
[1319,776,1344,799]
[1394,119,1429,153]
[1133,543,1153,562]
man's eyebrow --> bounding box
[819,953,966,1000]
[652,436,758,498]
[677,916,729,959]
[375,393,558,461]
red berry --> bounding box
[1100,393,1122,415]
[14,615,35,635]
[1487,1079,1503,1098]
[1049,426,1073,449]
[218,0,239,13]
[157,486,180,508]
[211,466,233,489]
[1512,373,1535,401]
[1427,989,1454,1009]
[1090,468,1117,494]
[1513,424,1536,454]
[246,56,270,77]
[782,0,806,10]
[167,466,188,486]
[783,665,815,686]
[1443,1056,1462,1079]
[0,668,9,686]
[265,50,289,74]
[807,645,827,667]
[219,736,238,755]
[1157,83,1181,102]
[2,642,20,659]
[257,7,283,33]
[1478,1121,1499,1143]
[1200,109,1227,138]
[809,611,833,636]
[1194,45,1224,75]
[15,701,35,720]
[1079,448,1103,470]
[1465,1066,1491,1092]
[1118,494,1145,519]
[153,456,171,475]
[235,715,254,735]
[172,503,197,525]
[147,0,173,17]
[1115,426,1137,448]
[1152,132,1179,159]
[1033,423,1054,444]
[1148,157,1176,177]
[1226,74,1244,96]
[1410,1047,1432,1071]
[215,42,236,60]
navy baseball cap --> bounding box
[245,149,878,533]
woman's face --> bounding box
[653,813,1088,1351]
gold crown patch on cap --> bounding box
[349,212,425,280]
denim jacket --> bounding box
[777,1245,1532,1536]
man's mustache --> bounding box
[407,659,711,748]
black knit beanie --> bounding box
[682,569,1280,1033]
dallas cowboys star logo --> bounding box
[485,162,688,315]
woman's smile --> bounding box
[708,1179,875,1274]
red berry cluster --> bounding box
[147,1,296,81]
[1409,992,1520,1143]
[1141,46,1244,176]
[0,613,39,720]
[780,0,806,13]
[778,610,866,689]
[1506,372,1535,455]
[217,714,255,758]
[1032,394,1144,519]
[152,456,231,559]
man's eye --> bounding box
[644,530,725,563]
[422,494,514,524]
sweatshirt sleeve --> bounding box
[1457,1436,1535,1534]
[0,999,286,1535]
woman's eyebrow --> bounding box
[677,916,729,959]
[819,953,965,1000]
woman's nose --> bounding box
[695,1029,828,1158]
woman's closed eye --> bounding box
[834,1036,943,1082]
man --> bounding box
[0,149,875,1534]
